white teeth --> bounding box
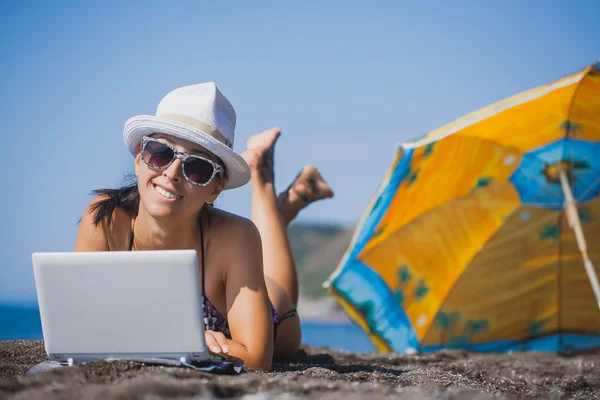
[154,185,179,199]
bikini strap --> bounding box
[199,211,206,296]
[278,308,298,323]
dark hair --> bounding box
[89,184,140,227]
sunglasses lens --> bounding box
[184,158,215,185]
[143,140,174,168]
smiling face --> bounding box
[134,134,227,220]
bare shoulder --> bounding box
[208,208,267,302]
[207,207,262,267]
[75,195,132,251]
[207,207,261,242]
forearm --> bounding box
[224,338,272,371]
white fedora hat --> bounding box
[123,82,250,190]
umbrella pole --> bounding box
[558,169,600,310]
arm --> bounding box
[74,196,110,251]
[217,218,274,371]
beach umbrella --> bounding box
[325,61,600,353]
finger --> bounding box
[205,331,222,354]
[213,332,230,353]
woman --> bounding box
[74,82,333,371]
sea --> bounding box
[0,304,375,353]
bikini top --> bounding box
[128,218,279,339]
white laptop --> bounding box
[32,250,210,366]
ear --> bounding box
[207,178,227,204]
[134,153,142,177]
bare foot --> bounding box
[242,127,281,184]
[278,165,334,225]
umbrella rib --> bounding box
[558,63,589,202]
[573,174,600,203]
[481,210,561,252]
[559,63,588,169]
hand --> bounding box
[205,330,230,355]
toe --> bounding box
[299,165,333,199]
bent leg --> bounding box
[244,128,300,308]
[243,128,301,360]
[242,127,333,360]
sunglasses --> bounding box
[141,136,224,186]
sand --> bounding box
[1,340,599,399]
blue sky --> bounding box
[1,1,598,303]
